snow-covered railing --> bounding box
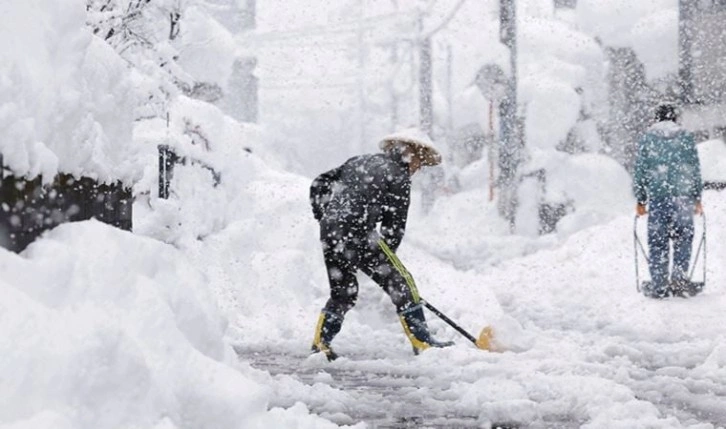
[157,145,221,199]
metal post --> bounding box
[446,43,453,132]
[419,34,433,136]
[498,0,519,229]
[488,99,495,202]
[390,43,400,131]
[679,0,695,104]
[357,0,367,150]
[160,112,171,199]
[158,145,172,199]
[241,0,256,30]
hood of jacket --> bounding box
[647,121,684,139]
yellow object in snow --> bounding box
[476,326,495,351]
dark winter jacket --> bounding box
[633,121,703,204]
[310,151,411,252]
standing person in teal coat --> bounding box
[633,103,704,298]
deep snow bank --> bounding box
[0,0,141,183]
[0,221,357,429]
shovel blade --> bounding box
[475,325,495,351]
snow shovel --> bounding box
[422,299,495,351]
[633,213,706,297]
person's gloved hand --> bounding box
[636,203,647,217]
[695,201,704,215]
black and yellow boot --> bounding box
[311,311,342,361]
[399,304,454,355]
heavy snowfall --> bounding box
[1,0,725,428]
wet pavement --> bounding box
[236,342,726,428]
[236,347,578,429]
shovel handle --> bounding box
[422,300,478,345]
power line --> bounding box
[238,10,418,45]
[424,0,467,38]
[260,82,359,90]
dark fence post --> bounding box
[158,144,175,199]
[0,154,8,250]
[158,144,221,199]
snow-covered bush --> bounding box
[0,0,139,183]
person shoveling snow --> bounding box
[308,128,456,361]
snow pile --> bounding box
[132,94,280,245]
[436,1,614,239]
[175,4,238,89]
[577,0,678,80]
[537,152,634,234]
[519,16,605,152]
[697,138,726,183]
[404,151,634,266]
[0,0,140,183]
[434,1,607,155]
[0,0,250,185]
[0,221,354,429]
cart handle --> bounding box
[634,212,706,292]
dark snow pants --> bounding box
[319,222,420,323]
[648,197,695,292]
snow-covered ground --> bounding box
[3,161,723,428]
[215,173,726,428]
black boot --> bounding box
[311,311,342,361]
[399,304,454,355]
[669,278,690,298]
[642,281,671,299]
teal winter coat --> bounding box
[633,121,703,204]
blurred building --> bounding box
[605,47,659,172]
[206,0,259,123]
[604,1,726,172]
[680,0,726,140]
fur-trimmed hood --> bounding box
[379,128,442,166]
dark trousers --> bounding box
[319,223,419,322]
[648,197,695,291]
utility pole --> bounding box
[390,44,400,131]
[419,14,433,136]
[225,0,258,123]
[498,0,519,229]
[417,0,466,137]
[357,0,368,150]
[390,0,400,132]
[446,43,453,133]
[678,0,695,105]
